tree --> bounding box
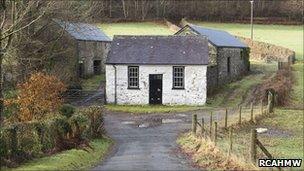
[5,72,66,122]
[0,0,51,125]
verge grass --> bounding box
[178,108,303,170]
[220,109,304,163]
[99,22,174,38]
[177,133,257,170]
[6,138,112,171]
[105,104,209,114]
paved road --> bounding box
[93,109,230,171]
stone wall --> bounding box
[106,65,207,105]
[239,37,295,63]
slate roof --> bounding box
[177,24,248,48]
[106,36,209,65]
[53,19,111,42]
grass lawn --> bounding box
[81,74,105,91]
[6,138,112,171]
[106,104,209,114]
[99,22,174,38]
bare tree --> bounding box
[0,0,51,124]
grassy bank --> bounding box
[178,133,257,170]
[6,138,112,171]
[206,60,277,107]
[178,108,303,170]
[106,104,209,114]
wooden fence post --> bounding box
[192,114,197,134]
[250,102,254,122]
[238,106,242,125]
[267,91,274,114]
[214,122,217,145]
[250,129,257,164]
[227,127,233,158]
[201,118,205,136]
[224,108,228,129]
[209,112,213,136]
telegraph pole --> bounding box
[250,0,254,40]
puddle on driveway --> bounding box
[138,123,150,128]
[121,121,136,125]
[122,117,184,128]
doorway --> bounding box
[93,60,102,75]
[149,74,162,104]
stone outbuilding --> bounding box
[105,36,209,105]
[176,24,250,94]
[37,19,111,85]
[54,20,111,78]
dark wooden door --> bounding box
[93,60,102,75]
[149,74,162,104]
[78,63,84,78]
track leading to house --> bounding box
[93,109,234,171]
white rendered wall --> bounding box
[106,65,207,105]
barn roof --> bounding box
[53,19,111,42]
[177,24,248,48]
[106,35,209,65]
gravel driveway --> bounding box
[93,109,229,171]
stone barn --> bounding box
[105,36,209,105]
[175,24,250,94]
[53,20,111,78]
[35,19,111,85]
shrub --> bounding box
[0,128,9,161]
[17,122,43,159]
[69,114,90,139]
[5,72,66,122]
[60,104,75,118]
[77,106,104,138]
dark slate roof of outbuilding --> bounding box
[53,19,111,42]
[177,24,248,48]
[106,36,209,65]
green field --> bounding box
[193,21,303,61]
[99,22,174,38]
[6,138,112,171]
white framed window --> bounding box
[128,66,139,89]
[173,66,185,89]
